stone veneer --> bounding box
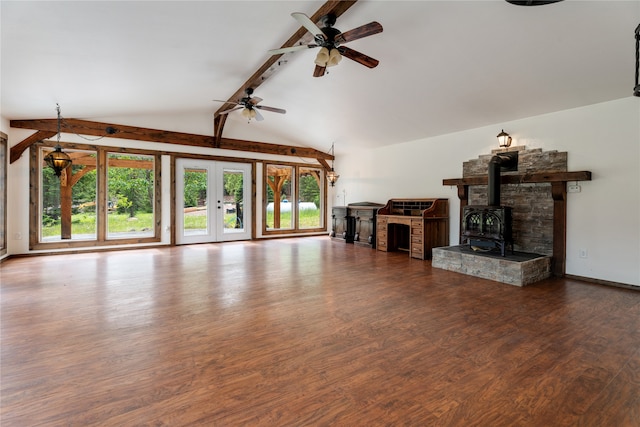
[432,246,551,287]
[463,146,567,256]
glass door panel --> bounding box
[183,168,208,237]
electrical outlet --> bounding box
[568,184,581,193]
[579,248,588,259]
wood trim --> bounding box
[170,155,176,245]
[551,181,567,277]
[443,171,591,186]
[97,150,107,242]
[9,130,56,164]
[10,118,334,161]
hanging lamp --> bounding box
[326,143,340,187]
[44,104,72,177]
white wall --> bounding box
[4,98,639,285]
[335,98,640,287]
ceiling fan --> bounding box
[214,88,286,122]
[268,13,383,77]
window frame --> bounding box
[262,161,326,236]
[30,141,161,250]
[0,132,7,257]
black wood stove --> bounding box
[461,152,518,256]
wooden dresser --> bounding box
[376,199,449,260]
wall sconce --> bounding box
[326,143,340,187]
[634,23,640,97]
[497,129,512,148]
[44,104,72,177]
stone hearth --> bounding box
[432,245,551,287]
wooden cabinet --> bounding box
[330,206,354,243]
[376,199,449,260]
[349,202,385,248]
[331,202,384,247]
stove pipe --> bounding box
[488,153,518,206]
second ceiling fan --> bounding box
[214,88,286,122]
[268,13,383,77]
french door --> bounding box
[175,158,252,244]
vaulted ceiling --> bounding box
[1,1,638,158]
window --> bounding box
[265,164,294,230]
[30,142,161,249]
[298,166,322,229]
[107,153,155,239]
[264,162,325,234]
[40,147,97,242]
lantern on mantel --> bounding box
[497,129,512,148]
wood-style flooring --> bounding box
[1,237,639,426]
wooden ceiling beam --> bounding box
[9,130,56,163]
[213,0,358,142]
[9,118,334,162]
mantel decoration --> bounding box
[326,143,340,187]
[497,129,512,148]
[44,104,72,177]
[634,23,640,97]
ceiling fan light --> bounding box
[249,109,257,119]
[241,108,251,119]
[315,47,330,66]
[327,48,342,67]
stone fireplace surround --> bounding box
[433,146,591,286]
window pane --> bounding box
[183,168,208,236]
[298,167,322,229]
[40,148,97,241]
[223,168,245,233]
[107,153,155,239]
[265,164,293,230]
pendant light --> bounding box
[326,143,340,187]
[44,104,72,177]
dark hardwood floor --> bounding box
[1,237,638,426]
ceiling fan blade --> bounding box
[268,44,318,55]
[219,106,242,115]
[291,12,324,37]
[254,109,264,122]
[313,64,326,78]
[340,46,379,69]
[247,96,263,106]
[335,21,383,44]
[255,105,286,114]
[213,99,239,105]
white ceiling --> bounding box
[1,1,638,156]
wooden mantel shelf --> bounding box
[443,171,591,186]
